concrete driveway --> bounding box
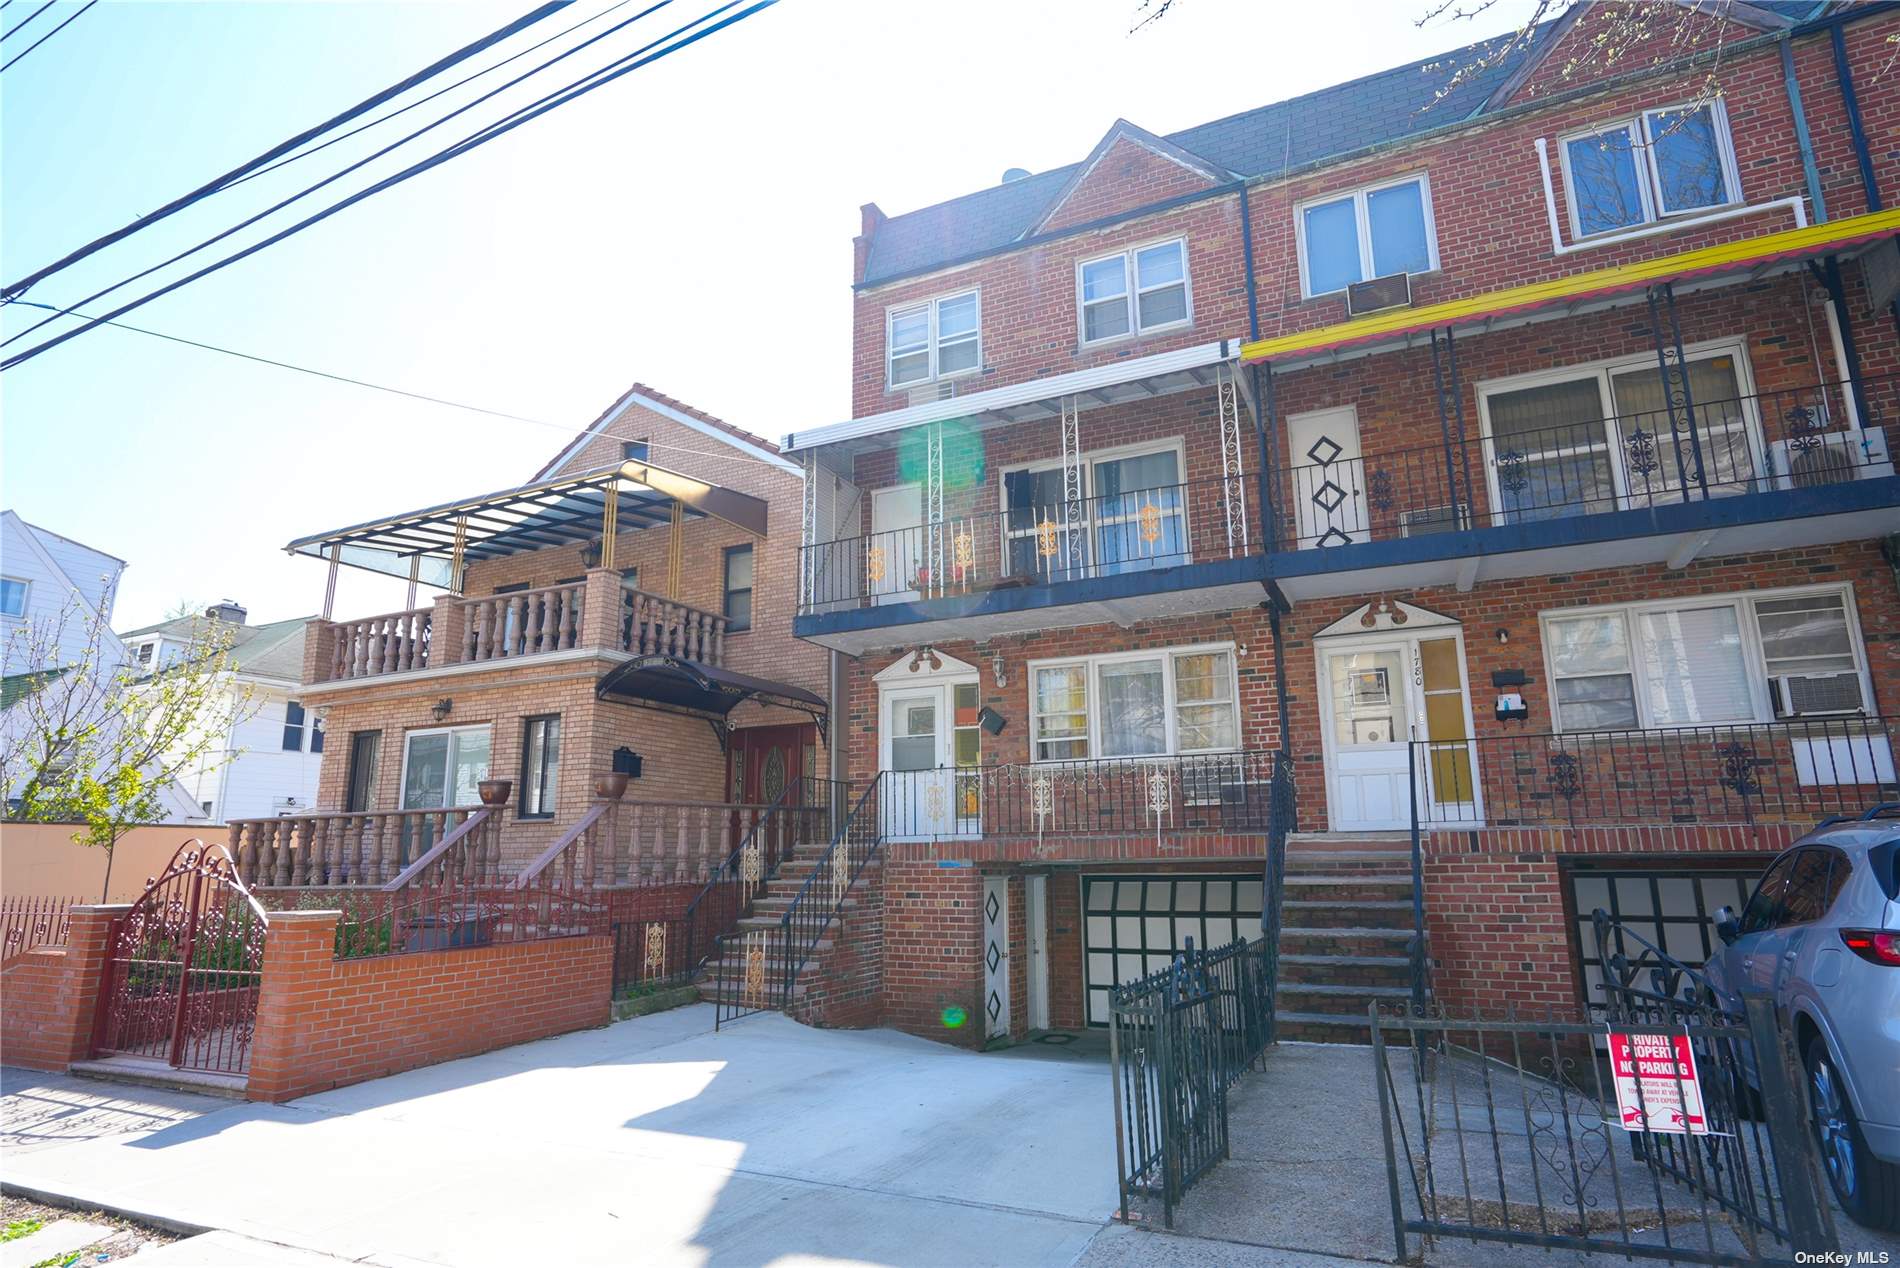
[4,1006,1133,1267]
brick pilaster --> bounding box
[246,909,340,1103]
[582,568,625,652]
[301,620,336,685]
[432,594,467,666]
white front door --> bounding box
[1321,643,1411,830]
[983,876,1011,1040]
[1025,875,1050,1031]
[1287,406,1366,547]
[870,485,924,604]
[883,690,954,839]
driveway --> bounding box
[4,1006,1131,1267]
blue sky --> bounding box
[1,0,1538,629]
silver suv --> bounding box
[1705,805,1900,1231]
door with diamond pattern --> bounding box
[1287,406,1367,547]
[982,876,1010,1041]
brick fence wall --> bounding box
[246,911,611,1103]
[0,905,122,1071]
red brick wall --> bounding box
[1041,137,1220,234]
[246,911,610,1103]
[787,862,884,1029]
[0,906,120,1071]
[879,861,986,1047]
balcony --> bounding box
[1266,376,1900,601]
[795,472,1263,653]
[309,576,729,686]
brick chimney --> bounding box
[205,600,248,625]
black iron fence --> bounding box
[1411,717,1898,830]
[1277,374,1897,550]
[800,472,1254,614]
[1109,936,1274,1228]
[1369,911,1839,1266]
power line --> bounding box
[0,0,95,74]
[6,299,791,469]
[0,0,55,42]
[0,1,575,301]
[3,0,680,351]
[0,0,777,370]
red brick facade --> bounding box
[0,906,121,1071]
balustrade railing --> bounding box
[799,472,1255,615]
[1277,375,1897,551]
[229,808,489,889]
[331,607,432,680]
[623,588,727,664]
[463,581,586,663]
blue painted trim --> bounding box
[1263,479,1900,583]
[795,555,1265,640]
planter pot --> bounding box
[594,772,630,801]
[477,779,512,807]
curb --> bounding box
[1,1177,214,1239]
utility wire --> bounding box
[0,1,574,301]
[222,0,635,193]
[3,0,678,350]
[0,0,95,73]
[6,299,791,469]
[0,0,777,370]
[0,0,54,42]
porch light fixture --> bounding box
[907,646,943,673]
[1496,628,1511,645]
[991,653,1008,687]
[580,538,604,568]
[431,698,453,722]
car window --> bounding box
[1738,853,1798,935]
[1779,848,1835,926]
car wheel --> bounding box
[1806,1035,1900,1231]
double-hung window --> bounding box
[887,291,979,388]
[282,701,323,752]
[1562,102,1739,238]
[519,715,561,819]
[1030,647,1240,761]
[0,578,25,618]
[1298,175,1436,297]
[1542,586,1870,731]
[1078,240,1189,344]
[723,544,753,632]
[400,725,491,810]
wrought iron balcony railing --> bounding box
[798,473,1254,615]
[1278,375,1896,551]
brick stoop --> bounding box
[1274,840,1418,1044]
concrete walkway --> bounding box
[5,1006,1120,1267]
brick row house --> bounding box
[227,386,835,945]
[780,1,1900,1045]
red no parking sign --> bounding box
[1607,1030,1712,1135]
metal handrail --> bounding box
[774,775,882,1007]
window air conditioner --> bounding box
[1769,672,1865,718]
[1768,428,1893,490]
[1398,505,1471,537]
[1347,273,1412,317]
[908,380,958,408]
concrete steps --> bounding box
[692,842,875,1012]
[1271,840,1420,1045]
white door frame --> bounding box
[983,875,1012,1040]
[874,652,981,842]
[1025,874,1050,1031]
[1314,623,1482,831]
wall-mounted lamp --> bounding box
[1495,628,1511,645]
[430,698,454,722]
[580,539,605,568]
[907,646,943,673]
[991,653,1008,687]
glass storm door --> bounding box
[884,691,954,839]
[1323,645,1411,830]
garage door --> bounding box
[1569,868,1757,1019]
[1083,874,1264,1025]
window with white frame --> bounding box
[0,577,26,618]
[400,725,491,809]
[1298,175,1436,298]
[281,701,324,753]
[1561,102,1739,238]
[1030,647,1240,761]
[1542,587,1870,732]
[887,290,980,388]
[1078,239,1189,344]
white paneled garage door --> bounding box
[1082,874,1264,1025]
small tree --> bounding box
[1,595,259,899]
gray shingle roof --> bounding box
[119,615,311,682]
[860,24,1556,286]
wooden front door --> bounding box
[730,724,813,806]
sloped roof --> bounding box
[118,615,311,682]
[530,381,782,483]
[0,666,70,712]
[860,24,1557,286]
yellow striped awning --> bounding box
[1240,207,1900,365]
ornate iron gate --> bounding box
[94,842,268,1077]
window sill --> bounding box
[1077,319,1195,352]
[1299,269,1441,305]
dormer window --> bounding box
[1560,102,1739,238]
[887,290,980,389]
[136,642,155,666]
[1297,175,1437,298]
[1078,239,1190,344]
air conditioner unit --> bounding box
[908,380,958,407]
[1178,756,1243,807]
[1398,505,1471,537]
[1347,272,1412,317]
[1769,673,1865,718]
[1768,428,1893,490]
